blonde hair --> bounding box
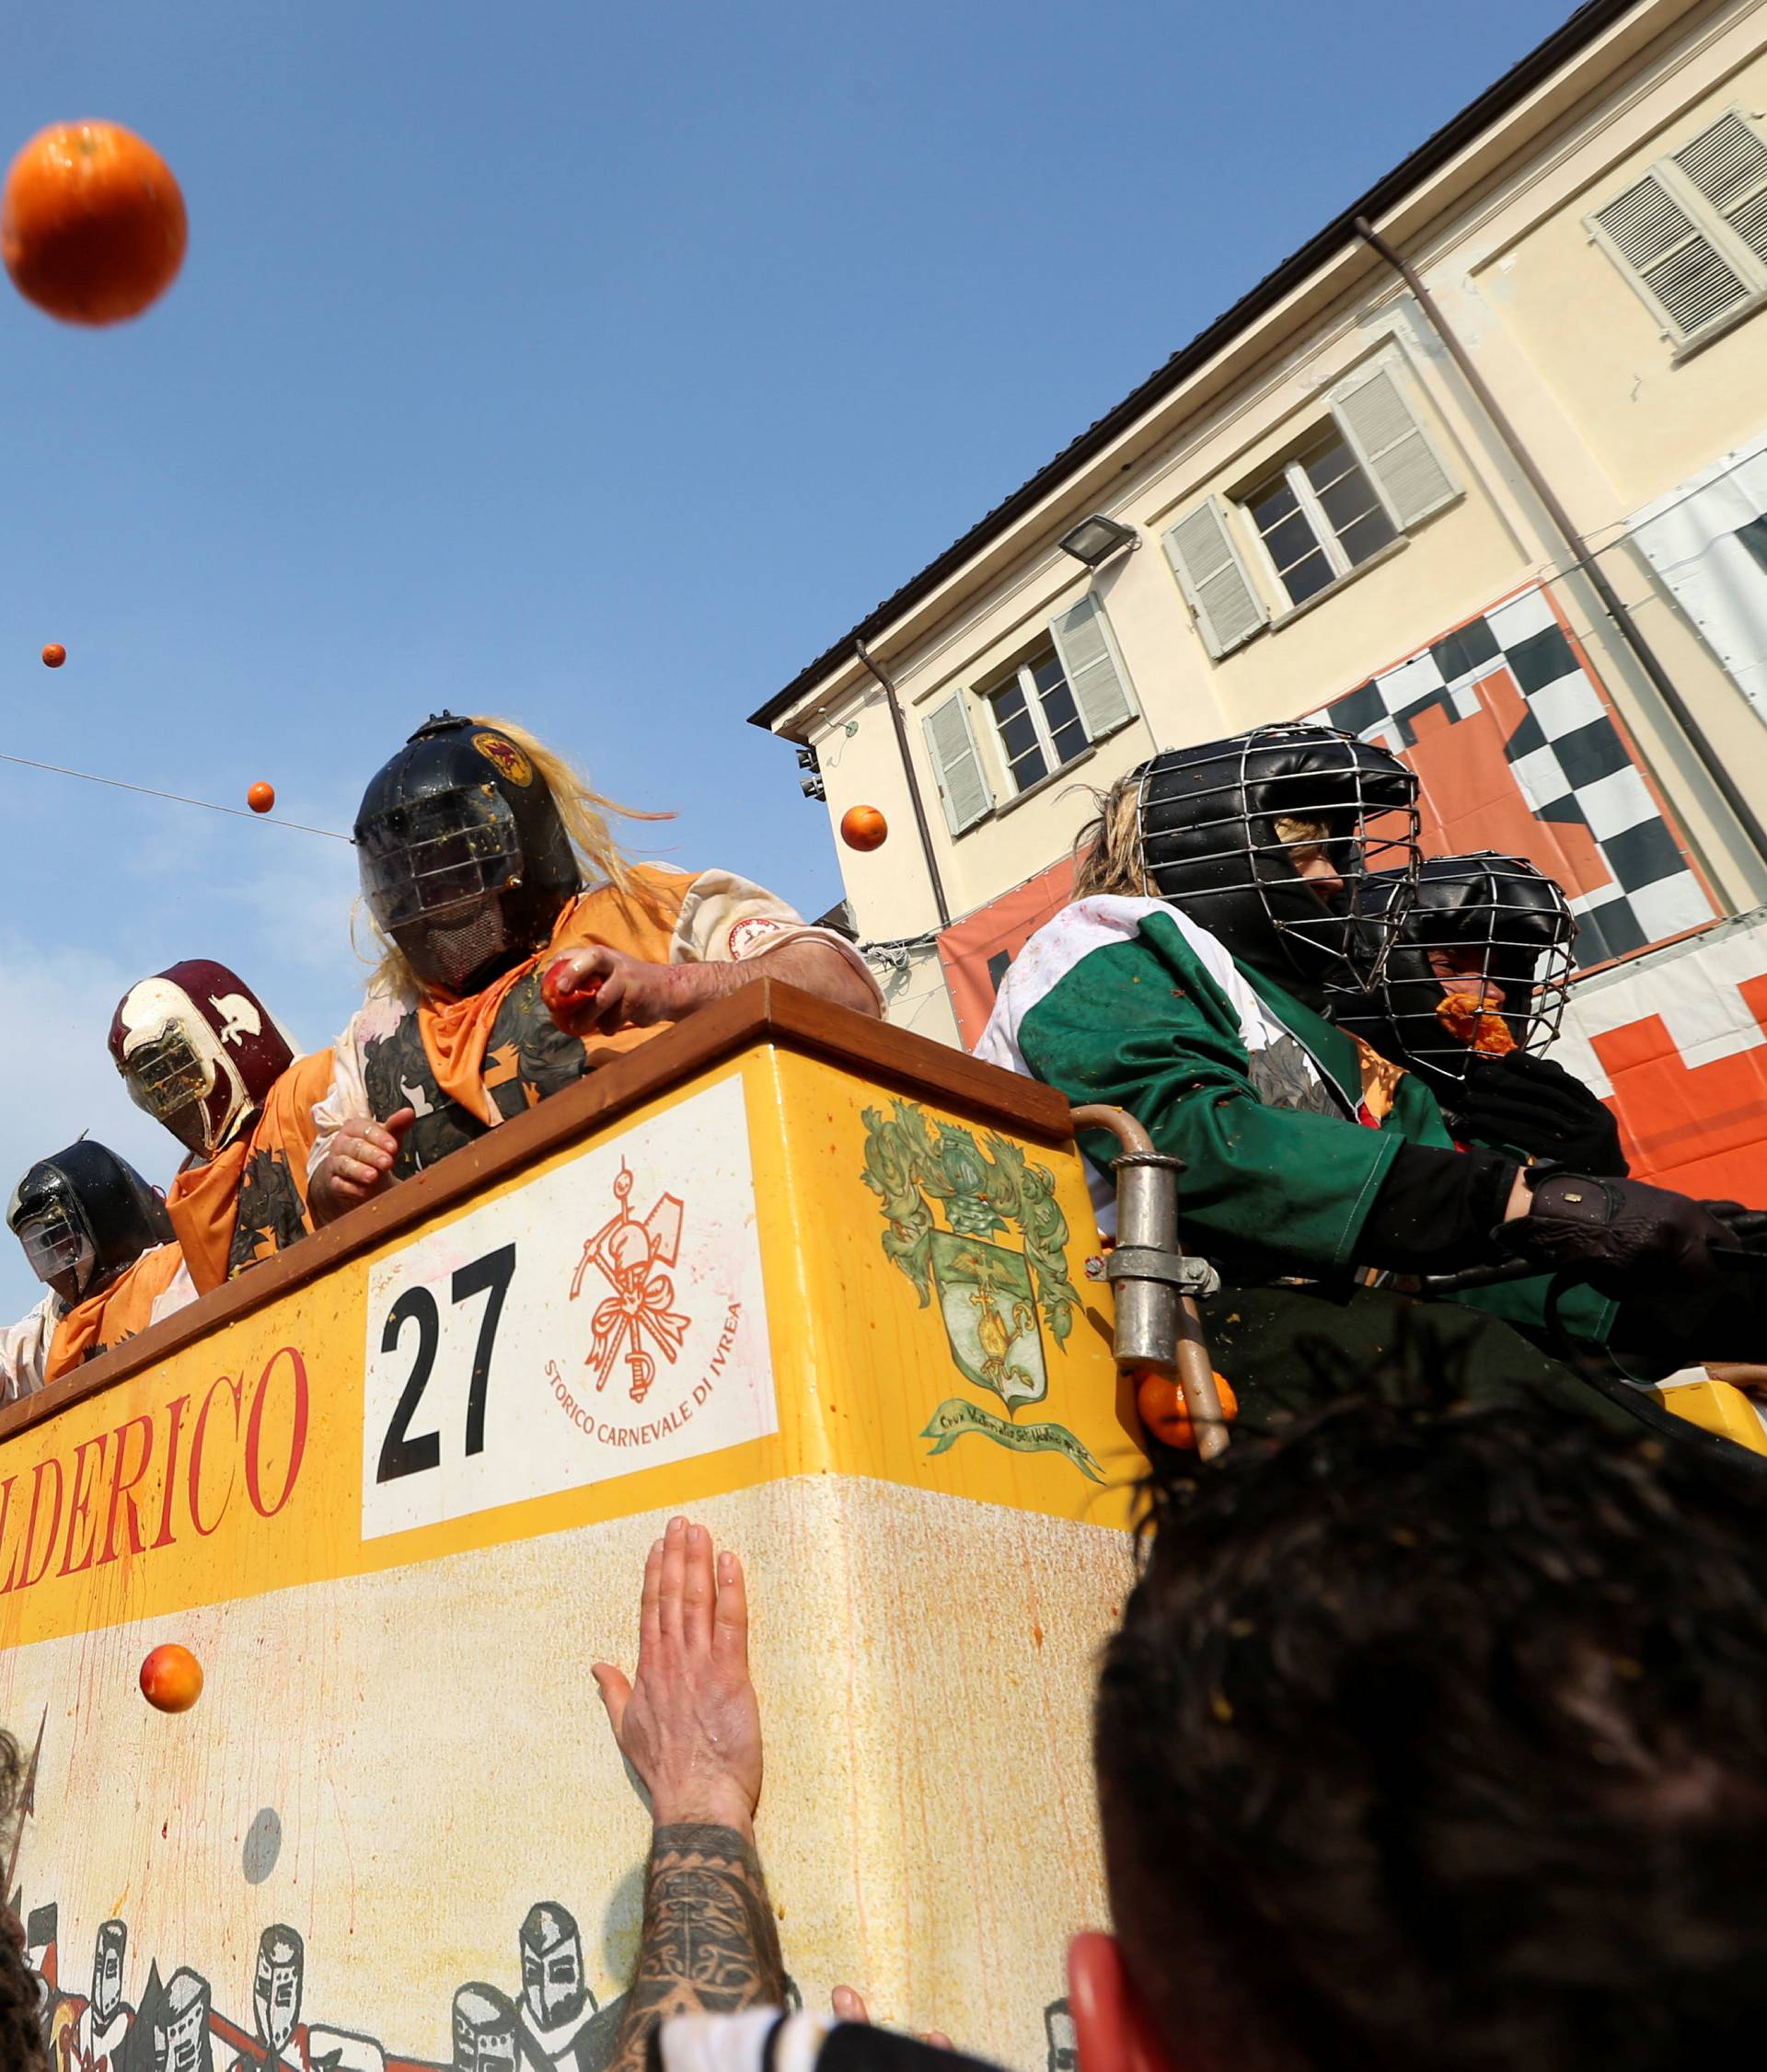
[1071,771,1152,900]
[357,714,673,996]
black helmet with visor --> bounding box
[1340,851,1576,1092]
[1133,723,1420,1005]
[6,1140,175,1308]
[355,714,583,997]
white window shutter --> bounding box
[1049,593,1135,741]
[1162,498,1267,658]
[1330,364,1457,530]
[922,693,992,836]
[1673,111,1767,268]
[1592,171,1750,339]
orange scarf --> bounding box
[167,1049,336,1295]
[45,1243,185,1383]
[413,874,683,1122]
[166,1141,251,1297]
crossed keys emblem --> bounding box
[570,1160,690,1402]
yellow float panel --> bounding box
[0,988,1141,2072]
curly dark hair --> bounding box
[1096,1387,1767,2072]
[0,1729,48,2072]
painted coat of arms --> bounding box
[860,1100,1101,1481]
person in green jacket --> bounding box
[976,725,1758,1429]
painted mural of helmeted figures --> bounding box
[453,1985,520,2072]
[1043,1999,1076,2072]
[514,1904,621,2072]
[224,1926,386,2072]
[59,1918,133,2072]
[156,1969,215,2072]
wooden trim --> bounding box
[0,982,1073,1446]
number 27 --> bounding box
[375,1243,517,1484]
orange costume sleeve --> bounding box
[44,1242,186,1383]
[167,1049,335,1294]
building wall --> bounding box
[792,0,1767,1039]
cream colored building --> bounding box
[753,0,1767,1055]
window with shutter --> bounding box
[1329,365,1457,531]
[1594,173,1750,337]
[1049,594,1136,741]
[1674,112,1767,268]
[1588,110,1767,346]
[922,693,993,835]
[1162,499,1268,657]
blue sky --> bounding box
[0,0,1576,1313]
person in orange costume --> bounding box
[108,961,332,1294]
[3,1142,190,1390]
[306,714,881,1222]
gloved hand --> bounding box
[1496,1168,1736,1296]
[1447,1053,1628,1175]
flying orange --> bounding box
[3,121,187,325]
[840,805,888,852]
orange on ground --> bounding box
[1136,1367,1239,1450]
[247,781,275,815]
[3,121,187,326]
[139,1642,203,1713]
[40,642,65,668]
[840,804,888,852]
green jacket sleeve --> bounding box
[1016,931,1403,1274]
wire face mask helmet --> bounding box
[355,713,583,996]
[6,1140,175,1307]
[1343,851,1576,1088]
[108,961,297,1161]
[1133,723,1421,1000]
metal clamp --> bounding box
[1099,1246,1220,1301]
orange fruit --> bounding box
[3,121,187,326]
[139,1642,203,1713]
[1135,1368,1238,1449]
[840,804,888,852]
[40,642,65,668]
[247,781,275,814]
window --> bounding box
[987,645,1089,794]
[1246,435,1398,608]
[920,593,1137,835]
[1589,109,1767,348]
[1162,357,1458,655]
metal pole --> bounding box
[854,639,953,930]
[1353,216,1767,879]
[1072,1103,1229,1460]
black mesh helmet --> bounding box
[6,1140,175,1307]
[354,713,583,996]
[1133,723,1420,999]
[1339,851,1576,1090]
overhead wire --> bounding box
[0,747,353,842]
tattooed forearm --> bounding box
[606,1822,787,2072]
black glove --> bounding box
[1496,1168,1735,1297]
[1447,1053,1628,1175]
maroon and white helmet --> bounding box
[109,960,297,1161]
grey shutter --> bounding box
[1674,111,1767,269]
[1330,364,1457,530]
[1592,171,1750,339]
[922,693,992,836]
[1049,593,1135,741]
[1162,498,1267,658]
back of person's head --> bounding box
[1090,1381,1767,2072]
[0,1732,48,2071]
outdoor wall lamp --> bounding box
[1057,513,1139,567]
